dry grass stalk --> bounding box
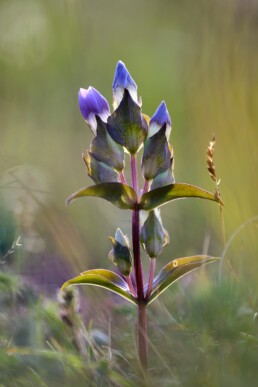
[206,135,221,197]
[206,135,226,247]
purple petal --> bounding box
[78,87,110,134]
[112,61,138,107]
[148,101,171,139]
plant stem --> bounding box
[146,258,156,299]
[119,170,127,185]
[138,301,148,370]
[143,179,150,195]
[130,152,148,370]
[132,209,144,301]
[126,275,136,297]
[130,154,139,195]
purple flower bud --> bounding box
[78,87,110,134]
[112,61,138,108]
[148,101,171,139]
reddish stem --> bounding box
[146,258,156,300]
[138,301,148,370]
[132,209,144,301]
[130,152,148,370]
[119,170,127,185]
[126,275,136,297]
[130,154,139,195]
[142,179,150,195]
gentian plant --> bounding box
[61,61,223,371]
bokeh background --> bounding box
[0,0,257,385]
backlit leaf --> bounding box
[146,255,219,305]
[66,182,137,210]
[61,269,137,305]
[139,183,224,211]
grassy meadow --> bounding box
[0,0,257,385]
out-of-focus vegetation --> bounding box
[0,0,257,385]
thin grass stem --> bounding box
[219,215,258,281]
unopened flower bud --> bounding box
[148,101,171,140]
[109,228,132,276]
[79,87,110,134]
[90,116,124,172]
[150,157,175,190]
[113,61,138,108]
[140,209,169,258]
[82,151,119,184]
[142,124,172,181]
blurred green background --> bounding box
[0,0,257,385]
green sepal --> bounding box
[90,116,125,172]
[83,151,119,184]
[141,124,171,181]
[139,183,224,211]
[107,89,148,154]
[150,157,175,190]
[140,209,167,258]
[66,182,137,210]
[109,228,132,276]
[146,256,220,305]
[61,269,137,305]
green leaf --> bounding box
[146,255,220,305]
[66,182,137,210]
[61,269,137,305]
[139,183,224,211]
[107,89,147,154]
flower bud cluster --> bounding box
[78,61,175,270]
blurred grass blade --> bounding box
[61,269,137,305]
[146,256,219,305]
[66,182,137,210]
[6,347,85,367]
[139,183,224,211]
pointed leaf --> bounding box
[66,182,137,210]
[139,183,224,211]
[61,269,137,305]
[146,255,219,305]
[80,269,128,288]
